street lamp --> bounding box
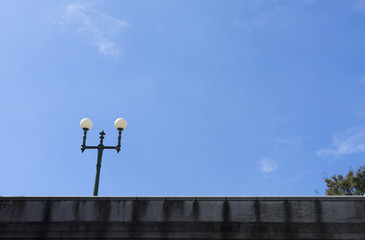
[80,118,127,196]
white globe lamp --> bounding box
[114,118,127,130]
[80,118,93,130]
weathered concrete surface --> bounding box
[0,196,364,239]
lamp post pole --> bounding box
[94,131,105,196]
[80,118,127,196]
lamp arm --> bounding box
[81,129,88,152]
[116,128,123,153]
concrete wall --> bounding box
[0,196,364,239]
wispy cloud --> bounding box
[302,0,316,5]
[353,0,365,12]
[60,2,129,57]
[358,75,365,84]
[233,1,313,32]
[317,126,365,157]
[275,137,303,147]
[259,158,278,173]
[355,109,365,119]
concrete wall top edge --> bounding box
[1,196,365,201]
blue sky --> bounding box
[1,0,365,196]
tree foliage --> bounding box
[325,165,365,195]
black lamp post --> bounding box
[80,118,127,196]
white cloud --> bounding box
[259,158,278,173]
[60,2,129,57]
[94,39,121,57]
[317,126,365,157]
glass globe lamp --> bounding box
[114,118,127,130]
[80,118,93,130]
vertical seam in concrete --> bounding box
[38,200,52,239]
[284,199,294,239]
[221,198,233,239]
[315,199,324,237]
[193,199,200,222]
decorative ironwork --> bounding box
[81,128,125,196]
